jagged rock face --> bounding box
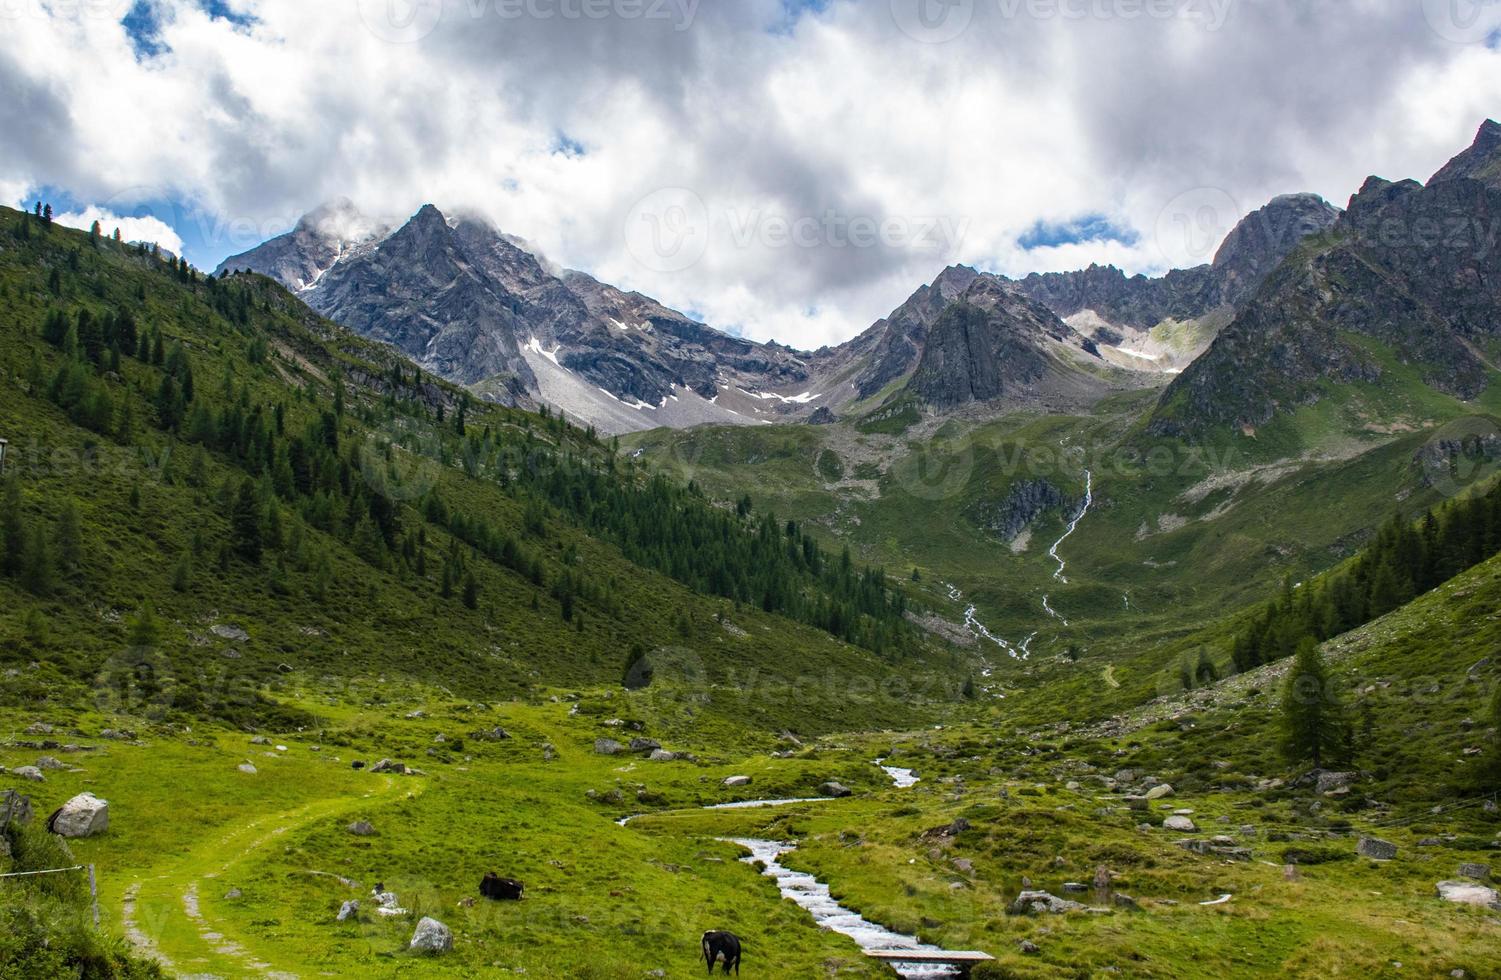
[303,205,540,388]
[1151,121,1501,435]
[907,277,1083,407]
[1211,193,1341,300]
[837,264,981,399]
[966,479,1067,541]
[217,198,389,291]
[1016,263,1221,331]
[1014,193,1339,331]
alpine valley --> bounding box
[3,119,1501,980]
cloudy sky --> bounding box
[4,0,1499,348]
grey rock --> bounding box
[12,766,44,782]
[347,821,376,837]
[648,750,677,762]
[594,739,625,756]
[225,888,243,900]
[409,916,453,953]
[722,775,752,788]
[1008,890,1086,915]
[1315,771,1359,795]
[818,781,854,798]
[369,759,406,774]
[1357,837,1397,861]
[47,793,109,838]
[1,790,33,828]
[211,625,250,642]
[1436,880,1501,908]
[629,738,662,754]
[337,900,360,922]
[1458,863,1491,882]
[1145,784,1175,800]
[1019,939,1041,954]
[34,756,65,771]
[1163,815,1196,832]
[237,763,257,775]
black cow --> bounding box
[702,931,741,976]
[479,872,524,901]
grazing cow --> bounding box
[702,931,741,976]
[479,872,524,901]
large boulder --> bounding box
[819,781,854,798]
[1008,890,1086,915]
[1145,784,1175,800]
[48,793,109,838]
[1436,880,1501,908]
[1163,815,1196,832]
[722,775,752,788]
[409,916,453,953]
[1357,837,1398,861]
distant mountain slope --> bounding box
[906,274,1106,408]
[219,205,819,433]
[1013,193,1340,371]
[1152,121,1501,436]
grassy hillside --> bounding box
[0,205,978,737]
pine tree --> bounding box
[231,478,263,564]
[55,501,81,575]
[462,571,479,610]
[1279,638,1348,770]
[126,602,162,648]
[20,524,55,596]
[1,479,24,578]
[172,552,193,592]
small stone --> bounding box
[1145,784,1174,800]
[238,763,257,775]
[649,749,676,762]
[337,900,360,922]
[819,781,853,798]
[34,757,65,771]
[12,766,44,783]
[348,821,376,837]
[1163,815,1196,832]
[953,858,974,873]
[1019,940,1040,954]
[225,888,243,900]
[722,775,752,788]
[250,736,272,745]
[594,739,625,756]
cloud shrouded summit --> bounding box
[5,0,1500,347]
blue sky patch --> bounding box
[1017,214,1140,250]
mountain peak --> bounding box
[1428,119,1501,187]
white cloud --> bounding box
[2,0,1498,350]
[50,206,185,255]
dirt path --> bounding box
[122,775,415,978]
